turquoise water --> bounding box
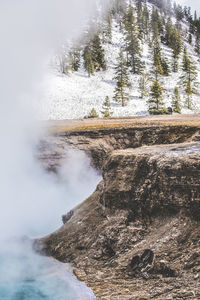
[0,239,95,300]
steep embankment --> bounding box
[37,116,200,299]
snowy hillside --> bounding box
[39,0,200,120]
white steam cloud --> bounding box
[0,0,107,239]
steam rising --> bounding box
[0,0,108,239]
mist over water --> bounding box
[0,0,108,299]
[0,148,100,299]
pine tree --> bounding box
[172,87,181,113]
[104,12,112,43]
[171,27,182,72]
[152,37,164,79]
[189,18,195,34]
[165,22,182,72]
[138,73,149,98]
[188,33,192,44]
[101,96,113,117]
[165,20,173,45]
[185,80,193,109]
[151,7,163,37]
[175,5,184,21]
[123,4,144,74]
[184,6,192,21]
[161,57,170,76]
[148,80,165,114]
[180,47,199,109]
[91,34,106,71]
[143,3,150,40]
[88,108,99,118]
[195,33,200,57]
[69,48,81,72]
[83,45,94,77]
[194,10,197,21]
[182,47,190,71]
[149,9,165,79]
[135,0,144,40]
[113,50,130,107]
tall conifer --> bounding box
[172,87,181,113]
[113,50,130,107]
[91,34,107,71]
[148,80,165,114]
[180,47,199,109]
[83,45,94,77]
[123,4,144,74]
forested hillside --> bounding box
[41,0,200,119]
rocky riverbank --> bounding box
[37,116,200,299]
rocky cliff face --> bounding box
[37,124,200,299]
[102,144,200,220]
[39,125,199,172]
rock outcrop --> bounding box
[39,124,199,171]
[37,136,200,299]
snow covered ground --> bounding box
[38,4,200,120]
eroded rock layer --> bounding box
[39,125,199,171]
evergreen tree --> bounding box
[189,17,195,34]
[113,50,130,107]
[152,35,164,79]
[172,87,181,113]
[101,96,113,117]
[175,5,184,21]
[195,33,200,57]
[151,7,163,37]
[112,0,126,31]
[91,34,106,71]
[165,20,173,45]
[182,47,190,72]
[194,10,197,22]
[165,22,182,72]
[83,45,94,77]
[138,73,149,98]
[161,57,170,76]
[180,47,199,109]
[188,33,192,44]
[103,12,112,44]
[185,80,193,109]
[123,4,144,74]
[135,0,144,39]
[171,27,182,72]
[88,108,99,118]
[150,9,164,79]
[184,6,192,22]
[69,48,81,72]
[148,80,165,114]
[143,3,150,40]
